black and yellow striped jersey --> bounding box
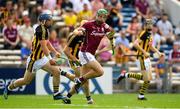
[137,30,152,59]
[68,33,84,59]
[30,25,49,61]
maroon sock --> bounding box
[79,77,85,82]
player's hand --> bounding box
[55,52,61,58]
[144,52,150,58]
[107,31,115,40]
[95,50,100,56]
[159,53,165,57]
[49,59,56,65]
[72,60,82,67]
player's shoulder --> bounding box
[137,30,147,39]
[81,20,95,29]
[35,25,42,32]
[83,20,94,25]
[102,23,110,29]
[35,25,46,33]
[67,32,74,41]
[139,30,148,37]
[139,30,146,35]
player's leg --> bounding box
[42,62,66,100]
[66,65,88,96]
[65,65,93,104]
[70,61,103,94]
[61,70,76,81]
[61,62,79,81]
[80,66,93,104]
[79,60,104,80]
[77,52,104,81]
[82,80,93,104]
[117,59,143,83]
[3,60,35,100]
[138,58,152,100]
[71,51,104,93]
[8,70,35,90]
[71,61,103,94]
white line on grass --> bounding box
[51,104,180,109]
[0,106,179,109]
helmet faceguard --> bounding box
[144,19,153,31]
[38,13,53,28]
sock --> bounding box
[8,86,12,91]
[53,86,59,94]
[139,81,150,95]
[60,70,67,76]
[127,73,143,80]
[8,81,16,91]
[138,94,145,98]
[79,77,85,82]
[67,93,72,98]
[86,96,91,101]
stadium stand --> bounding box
[0,0,179,93]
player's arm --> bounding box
[96,37,112,56]
[64,33,79,61]
[47,41,61,57]
[149,44,164,57]
[37,27,56,64]
[64,46,78,61]
[65,28,85,49]
[40,40,57,65]
[133,38,150,57]
[118,44,127,55]
[106,30,116,55]
[155,64,160,79]
[40,40,51,58]
[73,27,86,36]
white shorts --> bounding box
[26,56,49,73]
[136,58,151,72]
[78,51,96,65]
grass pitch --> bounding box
[0,93,180,109]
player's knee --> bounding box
[53,69,60,77]
[143,76,152,81]
[97,69,104,77]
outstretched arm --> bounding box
[40,40,51,57]
[96,37,112,56]
[106,30,115,55]
[150,45,164,57]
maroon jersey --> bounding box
[3,27,18,43]
[81,20,111,55]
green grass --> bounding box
[0,94,180,109]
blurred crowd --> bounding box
[0,0,179,72]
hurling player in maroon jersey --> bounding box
[63,9,115,104]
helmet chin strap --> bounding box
[40,20,46,25]
[40,20,52,28]
[146,28,152,31]
[95,20,102,25]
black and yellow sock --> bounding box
[86,96,91,101]
[53,86,59,93]
[60,70,67,76]
[9,81,16,90]
[127,73,143,80]
[139,81,150,95]
[67,93,72,98]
